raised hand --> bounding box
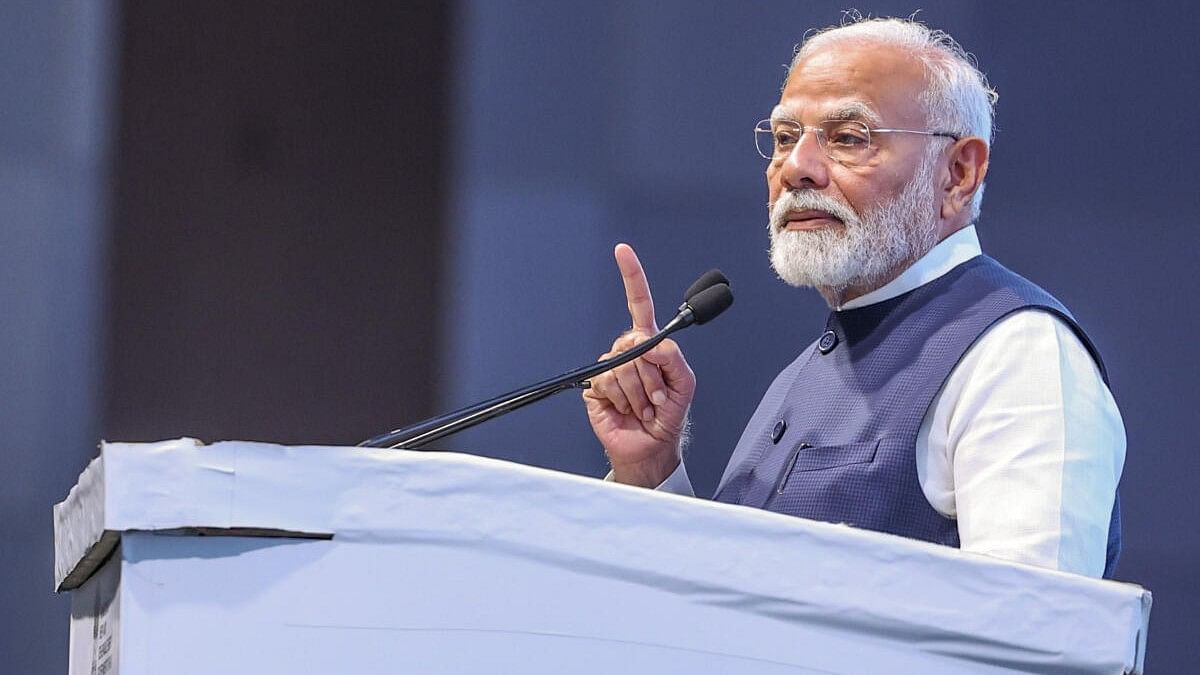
[583,244,696,488]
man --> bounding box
[581,17,1124,578]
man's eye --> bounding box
[828,130,868,146]
[774,131,800,147]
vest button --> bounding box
[771,419,787,444]
[818,330,838,354]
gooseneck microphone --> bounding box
[684,269,729,303]
[358,270,733,450]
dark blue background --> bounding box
[2,1,1195,671]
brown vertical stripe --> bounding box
[105,1,450,444]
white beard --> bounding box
[768,150,941,294]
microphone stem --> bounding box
[358,310,693,449]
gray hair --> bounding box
[791,16,998,222]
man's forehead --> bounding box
[776,42,928,127]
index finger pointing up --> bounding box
[614,243,658,333]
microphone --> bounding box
[684,282,734,325]
[684,268,729,302]
[358,271,734,450]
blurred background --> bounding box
[3,0,1196,671]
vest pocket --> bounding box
[787,438,881,474]
[765,438,884,509]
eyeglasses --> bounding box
[754,119,960,165]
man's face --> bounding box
[765,42,945,295]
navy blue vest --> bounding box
[713,255,1121,577]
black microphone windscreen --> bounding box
[684,269,730,302]
[687,283,733,325]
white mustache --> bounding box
[769,191,859,232]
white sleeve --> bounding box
[920,310,1125,577]
[654,460,696,496]
[602,461,695,497]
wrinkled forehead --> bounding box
[774,42,929,128]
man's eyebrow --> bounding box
[825,102,882,125]
[769,102,883,125]
[769,105,796,122]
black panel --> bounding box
[106,1,451,443]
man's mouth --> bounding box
[783,209,843,231]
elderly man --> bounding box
[582,17,1124,578]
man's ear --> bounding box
[940,137,989,220]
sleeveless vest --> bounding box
[712,255,1121,578]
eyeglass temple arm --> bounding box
[872,128,961,140]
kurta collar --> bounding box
[837,226,983,311]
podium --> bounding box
[54,439,1150,674]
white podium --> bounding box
[54,439,1150,674]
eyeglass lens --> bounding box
[754,120,872,163]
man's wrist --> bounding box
[610,454,682,489]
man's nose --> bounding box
[779,131,831,191]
